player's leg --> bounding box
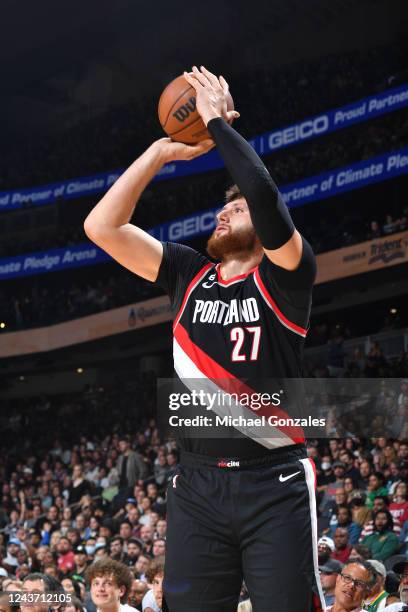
[163,464,242,612]
[239,456,325,612]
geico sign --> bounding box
[168,211,217,240]
[268,115,329,150]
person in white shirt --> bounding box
[87,558,140,612]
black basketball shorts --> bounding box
[163,444,325,612]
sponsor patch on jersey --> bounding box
[217,460,240,468]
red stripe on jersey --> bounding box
[308,457,317,490]
[253,268,308,337]
[312,593,324,612]
[215,262,259,285]
[174,323,305,444]
[173,263,214,332]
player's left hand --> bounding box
[184,66,240,126]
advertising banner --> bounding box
[0,84,407,212]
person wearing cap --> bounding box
[319,559,343,607]
[73,545,89,577]
[3,538,21,571]
[123,538,143,567]
[362,560,399,610]
[318,536,335,564]
[383,560,408,611]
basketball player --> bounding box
[84,66,325,612]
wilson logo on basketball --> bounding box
[172,97,197,122]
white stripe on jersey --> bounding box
[173,336,295,450]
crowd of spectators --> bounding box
[0,372,407,610]
[0,40,405,191]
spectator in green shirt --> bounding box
[362,510,400,561]
[366,473,389,509]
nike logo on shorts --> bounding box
[279,471,301,483]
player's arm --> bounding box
[184,66,302,271]
[84,137,214,282]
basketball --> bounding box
[158,74,234,144]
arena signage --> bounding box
[316,230,408,284]
[0,84,407,211]
[1,147,408,280]
[149,147,408,241]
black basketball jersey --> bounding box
[156,238,316,458]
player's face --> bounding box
[207,198,259,259]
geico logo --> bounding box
[172,97,197,122]
[168,212,217,240]
[268,115,328,149]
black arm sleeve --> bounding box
[207,117,294,250]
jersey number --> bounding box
[230,326,261,362]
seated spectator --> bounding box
[348,545,371,561]
[362,510,400,561]
[319,559,343,607]
[332,528,352,564]
[384,559,408,611]
[399,518,408,555]
[62,595,83,612]
[364,559,399,609]
[318,536,335,565]
[326,560,376,611]
[128,579,148,610]
[329,505,362,545]
[87,558,136,612]
[366,474,390,509]
[21,573,66,612]
[360,497,402,540]
[367,220,381,240]
[389,482,408,526]
[142,557,164,612]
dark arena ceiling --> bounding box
[1,0,407,146]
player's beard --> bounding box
[206,224,260,260]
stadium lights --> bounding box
[0,322,5,329]
[77,367,84,374]
[390,307,397,314]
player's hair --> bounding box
[86,558,132,604]
[225,184,243,204]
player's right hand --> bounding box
[152,137,215,163]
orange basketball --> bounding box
[158,74,234,144]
